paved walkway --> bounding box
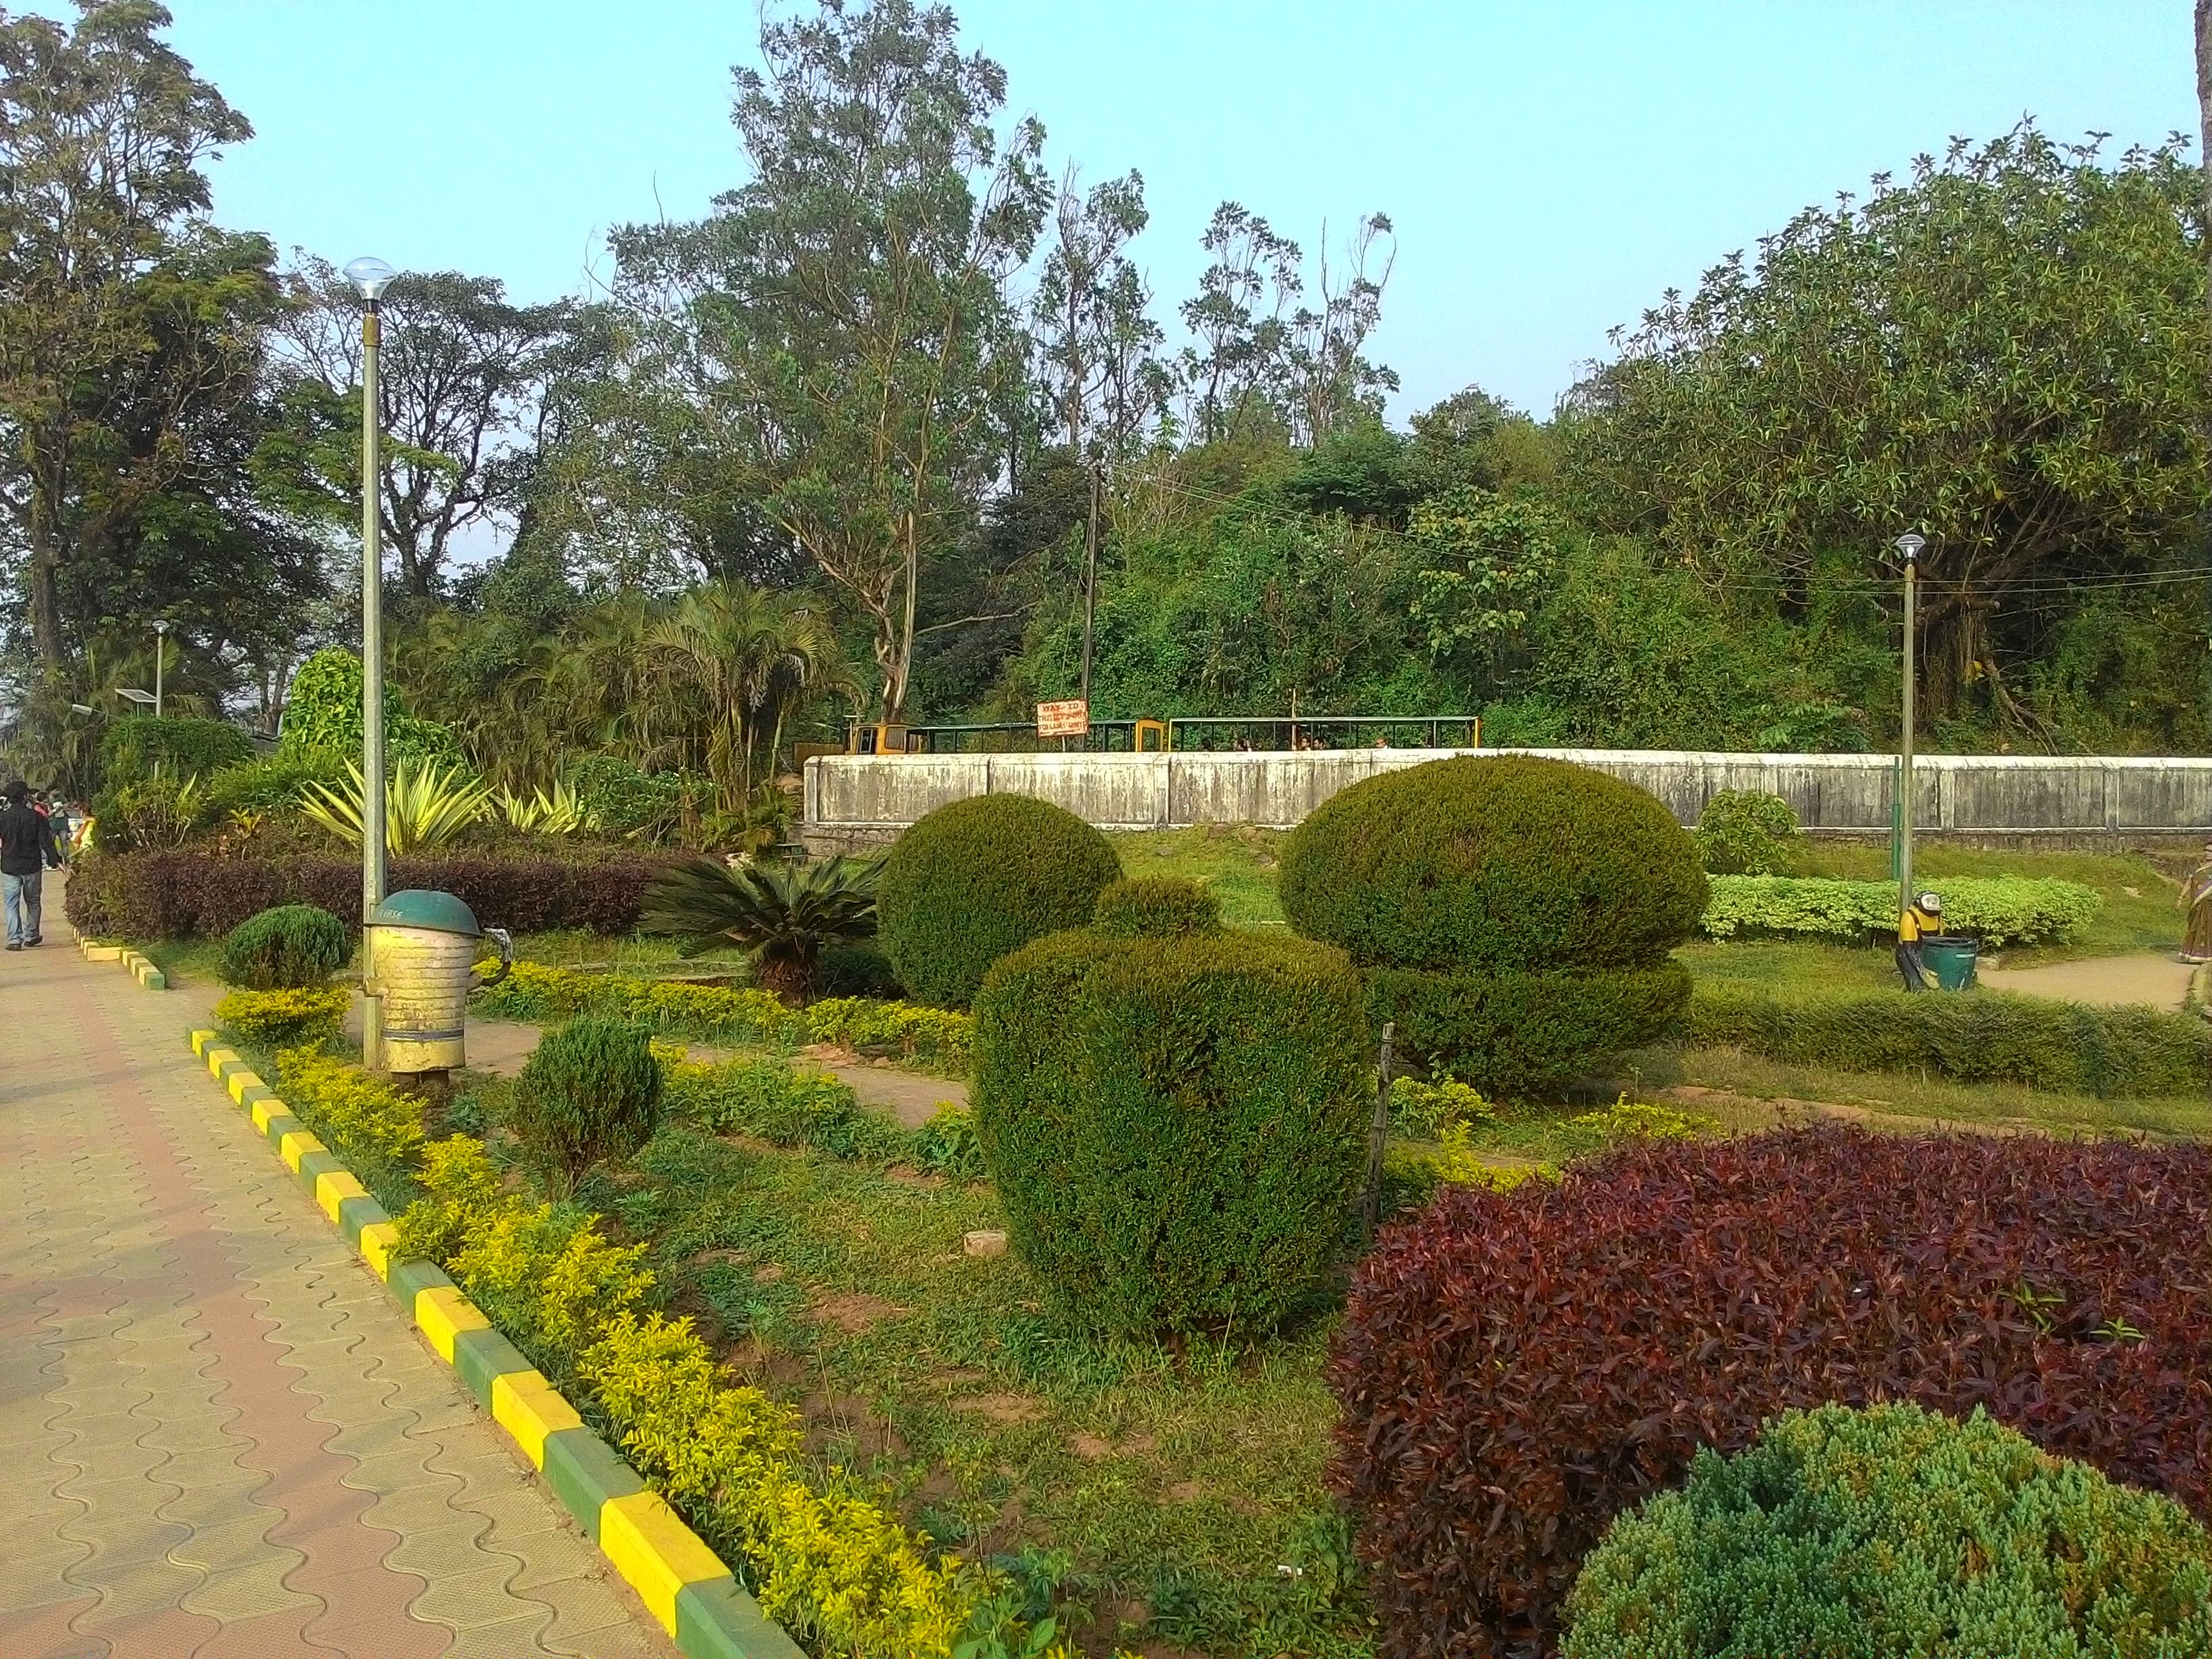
[1,905,678,1657]
[1980,950,2196,1012]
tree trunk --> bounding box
[26,437,68,666]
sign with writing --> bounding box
[1036,699,1089,737]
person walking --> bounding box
[2177,844,2212,964]
[0,779,65,949]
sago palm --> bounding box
[639,854,882,1000]
[300,759,493,853]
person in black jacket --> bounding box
[0,778,64,949]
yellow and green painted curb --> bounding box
[79,936,165,988]
[188,1029,802,1659]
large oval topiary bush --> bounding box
[1279,756,1706,1092]
[1563,1401,2212,1659]
[876,794,1122,1008]
[973,927,1370,1336]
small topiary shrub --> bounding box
[876,794,1122,1008]
[1092,876,1221,939]
[1330,1125,2212,1658]
[1564,1402,2212,1659]
[219,903,350,989]
[1693,787,1802,875]
[1280,756,1706,1093]
[973,928,1370,1337]
[508,1016,665,1196]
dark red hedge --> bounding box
[1328,1126,2212,1659]
[64,847,670,940]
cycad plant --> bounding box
[299,759,492,853]
[640,855,882,1001]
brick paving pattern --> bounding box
[1,907,680,1658]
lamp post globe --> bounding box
[342,255,396,301]
[1894,531,1926,562]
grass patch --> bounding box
[509,927,750,973]
[141,936,228,987]
[1677,940,1900,995]
[1109,826,1287,928]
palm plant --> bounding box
[300,758,492,853]
[639,854,882,1000]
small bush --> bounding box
[1693,787,1801,875]
[508,1016,665,1196]
[658,1048,906,1162]
[1564,1403,2212,1659]
[974,928,1370,1336]
[1687,980,2211,1098]
[200,753,347,819]
[1279,754,1708,975]
[814,938,904,999]
[1702,872,2102,945]
[216,986,348,1050]
[1329,1126,2212,1658]
[276,1046,427,1171]
[877,794,1122,1008]
[99,714,251,786]
[219,903,350,989]
[1092,876,1222,939]
[1370,960,1693,1097]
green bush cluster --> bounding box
[1563,1402,2212,1659]
[876,794,1122,1008]
[508,1016,665,1195]
[1091,875,1221,938]
[972,928,1370,1336]
[1694,788,1801,875]
[1686,981,2211,1099]
[280,647,461,767]
[1280,756,1706,1094]
[218,904,350,989]
[99,714,251,786]
[1702,874,2101,945]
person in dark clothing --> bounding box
[0,778,65,949]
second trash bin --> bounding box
[1919,935,1980,991]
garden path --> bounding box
[5,895,678,1658]
[1978,951,2194,1012]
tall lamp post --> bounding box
[345,255,397,1069]
[1895,532,1925,923]
[151,619,169,718]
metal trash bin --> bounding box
[1919,935,1980,992]
[363,889,512,1073]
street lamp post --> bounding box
[152,619,169,720]
[1895,533,1925,924]
[345,255,397,1069]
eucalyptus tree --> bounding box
[602,0,1049,722]
[1564,126,2209,722]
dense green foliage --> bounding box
[1563,1403,2212,1659]
[279,648,460,766]
[99,715,251,785]
[639,855,881,998]
[1702,874,2101,945]
[972,928,1370,1336]
[876,794,1120,1007]
[218,904,349,989]
[508,1015,665,1196]
[1687,980,2211,1098]
[1090,875,1221,938]
[1282,756,1706,973]
[1694,789,1801,876]
[1371,962,1693,1097]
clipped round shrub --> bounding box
[1281,755,1706,973]
[973,928,1370,1336]
[877,794,1121,1008]
[1695,787,1803,875]
[1368,960,1692,1097]
[1564,1402,2212,1659]
[508,1015,664,1196]
[219,903,350,989]
[1092,876,1221,939]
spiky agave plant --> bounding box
[491,779,593,835]
[299,760,493,853]
[639,855,882,1000]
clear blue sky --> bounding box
[145,1,2194,417]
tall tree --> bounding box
[0,0,281,665]
[605,0,1048,720]
[273,257,569,600]
[1564,126,2209,723]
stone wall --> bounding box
[802,747,2212,841]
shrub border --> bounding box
[184,1027,802,1659]
[77,934,166,989]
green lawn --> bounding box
[1109,826,1288,927]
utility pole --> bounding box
[151,619,169,720]
[346,255,397,1069]
[1896,533,1925,921]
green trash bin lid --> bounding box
[367,888,482,937]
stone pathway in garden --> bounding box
[1978,951,2196,1012]
[3,895,678,1658]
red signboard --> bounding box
[1036,699,1089,737]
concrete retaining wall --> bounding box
[802,748,2212,837]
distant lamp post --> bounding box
[1894,533,1926,922]
[345,254,398,1068]
[152,619,170,719]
